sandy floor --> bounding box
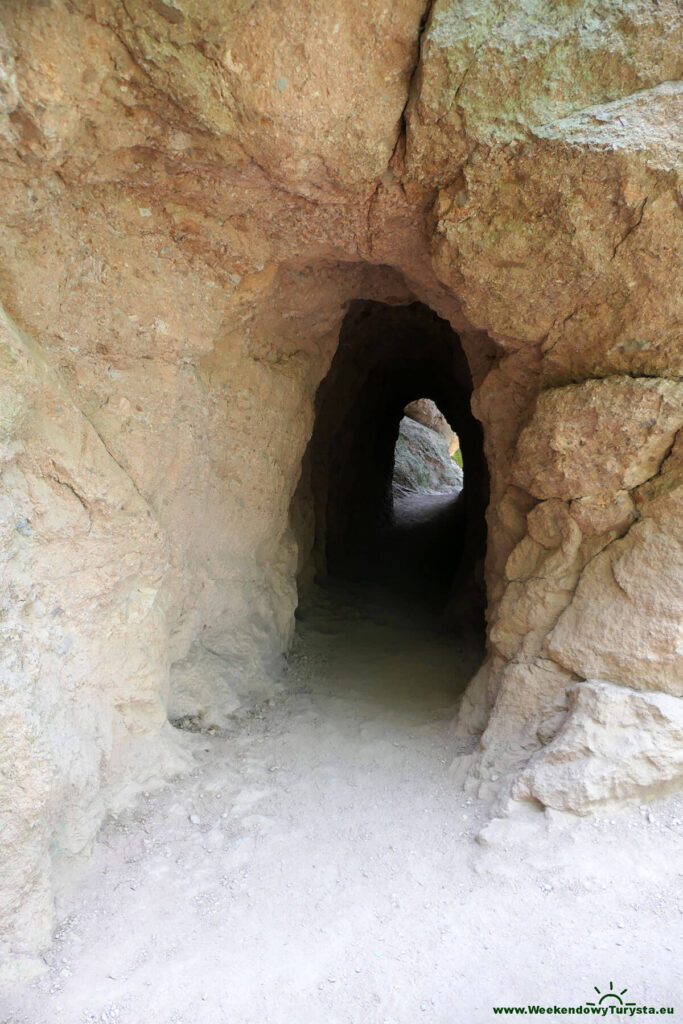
[2,581,682,1024]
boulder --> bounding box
[514,680,683,814]
[512,378,683,501]
[404,398,459,455]
[392,416,464,494]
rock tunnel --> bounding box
[294,300,488,635]
[1,0,682,973]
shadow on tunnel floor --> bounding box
[299,482,486,659]
[290,567,485,720]
[372,486,467,606]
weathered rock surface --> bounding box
[0,0,682,970]
[514,680,683,814]
[545,433,683,695]
[512,378,683,500]
[168,641,277,729]
[0,305,191,960]
[431,80,683,354]
[406,0,683,189]
[404,397,459,455]
[393,416,463,494]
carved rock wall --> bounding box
[0,0,681,962]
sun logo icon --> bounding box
[586,982,636,1008]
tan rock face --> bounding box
[404,398,458,451]
[1,0,682,965]
[430,81,683,352]
[0,306,191,957]
[92,0,425,198]
[406,0,682,189]
[514,680,683,814]
[512,378,683,500]
[545,435,683,696]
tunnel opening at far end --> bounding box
[291,300,489,641]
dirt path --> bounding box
[2,585,682,1023]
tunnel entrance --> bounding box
[292,301,489,639]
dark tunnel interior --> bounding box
[293,300,489,638]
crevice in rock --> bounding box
[611,195,648,259]
[631,427,680,498]
[46,472,94,537]
[540,518,639,661]
[77,404,150,508]
[388,0,436,171]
